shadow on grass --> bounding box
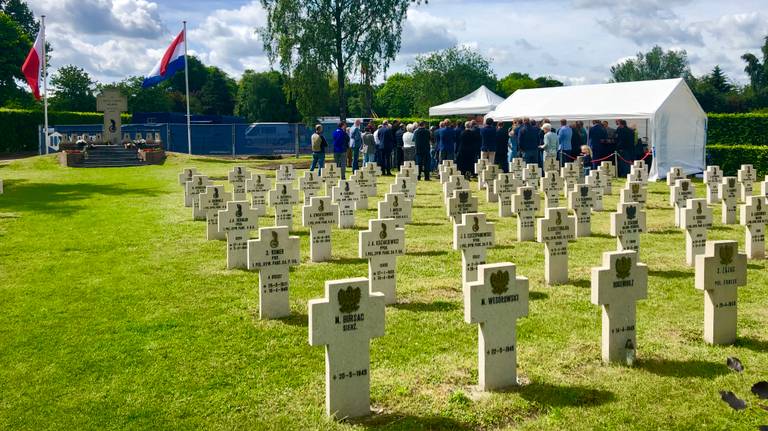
[589,232,613,239]
[636,358,728,378]
[276,313,308,327]
[735,336,768,352]
[515,382,615,408]
[331,257,366,265]
[649,269,691,280]
[417,205,443,209]
[392,300,458,312]
[571,279,590,289]
[410,222,443,227]
[407,250,448,257]
[530,291,549,300]
[648,228,680,235]
[0,181,164,216]
[748,263,766,270]
[356,412,471,430]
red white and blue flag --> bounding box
[142,29,186,88]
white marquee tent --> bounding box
[486,78,707,180]
[429,85,506,116]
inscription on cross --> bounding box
[218,201,259,269]
[269,182,300,230]
[247,226,301,319]
[682,198,714,266]
[509,158,525,180]
[619,181,647,210]
[670,179,695,227]
[447,189,478,224]
[246,173,272,217]
[737,164,756,202]
[591,250,648,364]
[541,171,563,209]
[276,164,296,182]
[228,166,250,201]
[350,170,373,209]
[188,175,212,220]
[465,262,529,390]
[453,213,495,287]
[199,186,232,240]
[537,207,576,285]
[523,164,541,191]
[332,179,361,229]
[740,195,767,259]
[481,165,500,201]
[666,166,685,187]
[391,175,416,201]
[586,170,604,211]
[299,170,323,206]
[495,174,523,218]
[308,277,385,419]
[704,165,723,204]
[695,241,747,345]
[302,196,339,262]
[179,167,199,207]
[443,175,469,204]
[568,184,594,237]
[611,202,646,252]
[321,163,341,194]
[719,177,739,224]
[378,192,412,229]
[359,219,405,304]
[511,186,540,242]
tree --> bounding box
[235,70,299,122]
[408,46,497,116]
[707,65,732,93]
[0,0,36,40]
[49,65,96,112]
[0,13,30,106]
[102,76,172,113]
[259,0,415,122]
[199,66,236,116]
[741,36,768,93]
[497,72,562,97]
[610,45,691,82]
[375,73,415,117]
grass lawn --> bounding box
[1,153,767,430]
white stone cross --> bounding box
[453,212,496,287]
[540,171,563,209]
[628,165,648,185]
[199,185,232,240]
[474,158,490,178]
[228,165,250,201]
[276,164,296,182]
[511,186,540,242]
[350,170,373,209]
[681,198,713,266]
[537,207,576,285]
[666,166,685,187]
[523,164,541,191]
[269,181,300,230]
[586,170,604,211]
[619,181,647,210]
[543,156,559,175]
[481,165,500,201]
[719,177,739,224]
[694,240,747,345]
[187,175,212,220]
[360,163,380,196]
[598,161,614,195]
[440,164,457,185]
[465,262,529,390]
[495,174,523,218]
[359,218,405,304]
[391,175,416,201]
[247,226,301,319]
[762,175,768,199]
[377,192,412,228]
[611,202,646,252]
[738,164,756,202]
[509,158,525,180]
[568,184,594,237]
[591,250,648,364]
[308,277,385,419]
[444,175,469,204]
[402,160,416,170]
[218,201,259,269]
[480,164,500,194]
[740,195,767,259]
[704,165,723,205]
[321,163,341,194]
[302,196,339,262]
[246,173,272,217]
[670,179,695,227]
[447,189,478,224]
[332,179,362,229]
[299,170,323,206]
[179,167,199,206]
[575,156,586,182]
[399,166,418,184]
[561,163,580,195]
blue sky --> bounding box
[26,0,768,86]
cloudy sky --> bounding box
[26,0,768,86]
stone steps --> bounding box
[71,146,147,168]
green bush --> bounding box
[707,144,768,176]
[707,113,768,147]
[0,109,132,153]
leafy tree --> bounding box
[741,36,768,93]
[49,65,96,112]
[0,0,36,39]
[259,0,415,122]
[707,65,732,93]
[199,66,236,116]
[408,46,497,116]
[0,13,30,106]
[375,73,415,117]
[497,72,561,97]
[235,70,299,122]
[610,45,691,82]
[102,76,172,113]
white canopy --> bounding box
[487,78,707,180]
[429,85,506,116]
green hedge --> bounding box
[707,144,768,176]
[0,109,132,153]
[707,113,768,147]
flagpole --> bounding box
[41,15,49,155]
[183,21,191,155]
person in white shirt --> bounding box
[402,123,416,162]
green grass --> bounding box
[1,153,767,430]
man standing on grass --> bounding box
[414,121,431,181]
[332,122,349,180]
[349,119,362,173]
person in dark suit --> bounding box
[494,122,508,172]
[413,121,431,180]
[615,119,635,176]
[380,121,395,175]
[394,121,405,169]
[588,120,607,167]
[456,121,475,178]
[518,118,540,164]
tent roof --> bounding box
[429,85,506,116]
[487,78,702,121]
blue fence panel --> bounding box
[39,124,169,154]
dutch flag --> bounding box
[142,29,186,88]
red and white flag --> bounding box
[21,26,45,100]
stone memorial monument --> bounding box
[96,88,128,145]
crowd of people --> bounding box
[309,117,650,180]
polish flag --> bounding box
[142,29,186,88]
[21,27,45,100]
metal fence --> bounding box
[39,122,314,157]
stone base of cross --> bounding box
[465,263,529,390]
[309,277,385,419]
[591,250,648,364]
[695,240,747,345]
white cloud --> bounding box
[28,0,165,38]
[399,9,459,54]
